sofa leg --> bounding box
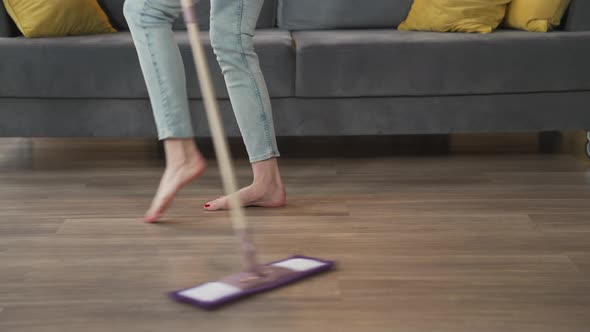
[538,131,562,154]
[421,134,450,155]
[156,139,165,159]
[586,131,590,159]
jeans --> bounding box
[123,0,280,163]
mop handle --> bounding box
[181,0,259,272]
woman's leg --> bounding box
[124,0,207,222]
[204,0,285,210]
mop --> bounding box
[168,0,335,310]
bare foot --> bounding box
[204,181,286,211]
[204,157,286,211]
[144,140,207,223]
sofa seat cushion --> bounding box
[0,29,294,99]
[293,29,590,97]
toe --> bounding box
[143,212,161,223]
[203,199,216,210]
[204,197,226,211]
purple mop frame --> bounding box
[169,255,335,310]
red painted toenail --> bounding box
[205,204,210,208]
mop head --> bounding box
[169,255,334,309]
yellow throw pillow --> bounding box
[2,0,116,38]
[504,0,571,32]
[398,0,512,34]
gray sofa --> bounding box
[1,0,590,146]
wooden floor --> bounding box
[1,138,590,332]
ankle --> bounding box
[251,158,282,184]
[168,155,205,171]
[252,177,276,189]
[163,139,204,170]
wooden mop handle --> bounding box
[181,0,259,272]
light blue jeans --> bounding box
[123,0,280,163]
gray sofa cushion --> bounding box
[277,0,412,30]
[565,0,590,31]
[0,30,294,99]
[293,29,590,98]
[99,0,276,31]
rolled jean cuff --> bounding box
[157,124,194,140]
[249,151,281,163]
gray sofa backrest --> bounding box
[277,0,413,30]
[564,0,590,31]
[99,0,277,31]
